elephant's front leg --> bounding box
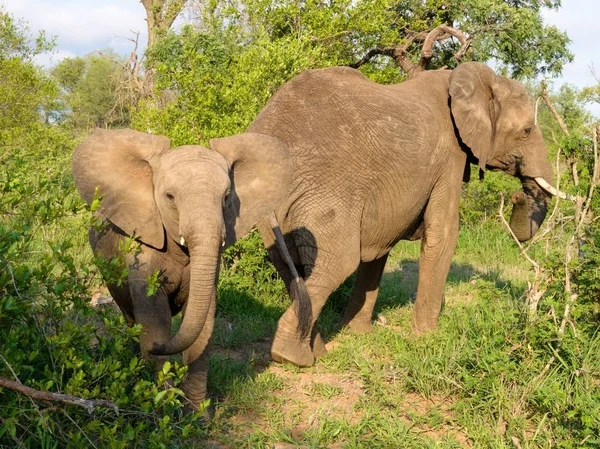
[341,254,389,333]
[130,283,173,372]
[181,292,216,413]
[412,183,460,333]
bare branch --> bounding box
[349,47,397,69]
[418,25,469,71]
[350,25,470,77]
[498,194,540,271]
[499,194,545,321]
[0,377,119,414]
[540,81,569,136]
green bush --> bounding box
[0,125,209,448]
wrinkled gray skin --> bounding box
[249,62,556,367]
[72,128,291,410]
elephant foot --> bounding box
[271,329,315,367]
[311,330,327,358]
[341,316,374,334]
[411,316,438,334]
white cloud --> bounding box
[2,0,148,64]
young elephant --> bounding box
[250,62,568,367]
[72,128,292,410]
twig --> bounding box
[0,376,119,415]
[63,410,99,449]
[4,263,24,301]
[540,81,569,135]
[498,194,545,320]
[498,194,540,271]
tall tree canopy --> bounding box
[135,0,573,144]
[52,52,130,129]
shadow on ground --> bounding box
[209,257,526,402]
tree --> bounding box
[186,0,572,78]
[0,7,57,137]
[134,0,573,145]
[141,0,187,50]
[52,52,129,130]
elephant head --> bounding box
[449,62,564,241]
[72,128,291,355]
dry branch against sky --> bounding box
[2,0,599,116]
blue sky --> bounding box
[3,0,599,116]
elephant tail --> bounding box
[289,276,311,339]
[268,212,312,339]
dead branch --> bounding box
[0,377,119,414]
[349,47,397,69]
[498,194,544,321]
[498,194,540,271]
[540,81,569,135]
[350,25,470,78]
[418,25,469,71]
[540,81,581,215]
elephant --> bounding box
[248,62,567,367]
[72,128,297,410]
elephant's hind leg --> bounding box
[341,253,389,333]
[271,258,358,367]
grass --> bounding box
[3,133,597,447]
[194,221,600,448]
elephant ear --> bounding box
[449,62,498,172]
[72,128,170,249]
[209,133,291,247]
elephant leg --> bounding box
[181,293,216,413]
[130,283,172,373]
[412,182,460,333]
[341,253,389,333]
[271,264,356,366]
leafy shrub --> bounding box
[0,126,207,448]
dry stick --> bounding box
[498,194,544,321]
[558,126,600,336]
[0,377,119,415]
[498,194,540,271]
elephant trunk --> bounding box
[508,151,555,242]
[151,222,222,356]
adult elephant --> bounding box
[72,128,295,410]
[249,62,566,367]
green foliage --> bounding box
[51,52,129,129]
[0,10,206,447]
[460,166,522,225]
[0,124,208,448]
[0,7,58,138]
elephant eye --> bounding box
[522,127,532,139]
[165,192,175,202]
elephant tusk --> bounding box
[180,236,186,247]
[534,177,574,201]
